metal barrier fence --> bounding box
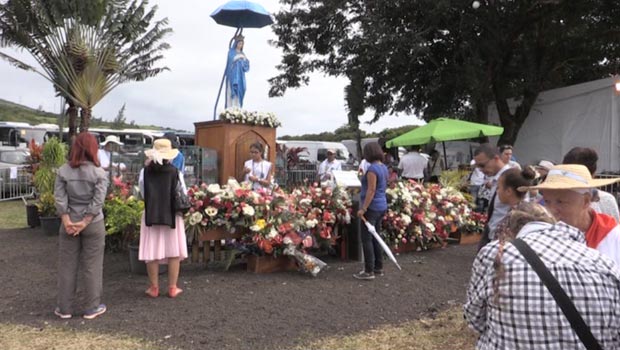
[108,146,218,188]
[274,163,316,188]
[0,165,34,201]
[596,174,620,204]
[274,162,358,189]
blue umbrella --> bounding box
[210,0,274,29]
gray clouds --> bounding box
[0,0,423,135]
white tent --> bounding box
[488,77,620,172]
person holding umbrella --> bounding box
[354,142,389,281]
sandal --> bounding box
[168,286,183,298]
[145,286,159,298]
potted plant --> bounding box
[25,139,43,227]
[103,177,165,274]
[34,137,66,235]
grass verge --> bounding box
[0,323,168,350]
[294,305,477,350]
[0,199,27,229]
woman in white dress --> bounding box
[243,142,272,191]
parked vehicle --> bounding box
[0,122,47,148]
[277,140,349,164]
[0,148,32,198]
[0,148,29,169]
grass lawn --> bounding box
[0,199,28,229]
[0,323,169,350]
[0,306,475,350]
[295,305,476,350]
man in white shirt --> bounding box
[318,149,342,181]
[473,143,511,250]
[499,145,521,169]
[398,146,428,182]
[98,135,126,172]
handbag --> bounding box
[511,238,603,350]
[174,173,191,213]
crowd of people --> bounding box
[465,143,620,349]
[50,132,620,348]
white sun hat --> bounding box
[100,135,123,146]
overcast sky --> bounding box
[0,0,424,136]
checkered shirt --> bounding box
[464,222,620,350]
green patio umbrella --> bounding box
[386,118,504,168]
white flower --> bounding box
[189,212,203,226]
[242,205,255,216]
[207,184,222,194]
[425,223,436,232]
[305,219,318,228]
[299,198,312,206]
[205,206,218,217]
[400,214,412,226]
[267,229,278,240]
[249,224,261,232]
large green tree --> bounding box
[270,0,620,145]
[0,0,171,136]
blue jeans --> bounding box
[361,209,386,273]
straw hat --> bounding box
[100,135,123,146]
[518,164,620,192]
[145,139,179,164]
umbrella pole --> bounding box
[442,141,448,170]
[213,27,243,120]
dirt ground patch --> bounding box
[0,227,477,350]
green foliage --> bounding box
[279,123,420,142]
[0,0,172,132]
[33,167,56,194]
[36,192,57,217]
[34,137,66,195]
[270,0,620,145]
[110,103,126,129]
[439,170,470,192]
[104,196,144,246]
[0,98,167,130]
[33,137,67,216]
[40,137,66,168]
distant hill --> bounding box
[0,98,171,131]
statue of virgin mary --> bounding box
[225,35,250,108]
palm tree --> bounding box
[0,0,171,135]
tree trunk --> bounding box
[495,89,540,146]
[79,107,91,132]
[67,102,78,140]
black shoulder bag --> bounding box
[511,238,603,350]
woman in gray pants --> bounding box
[54,132,109,319]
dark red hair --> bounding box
[69,132,100,168]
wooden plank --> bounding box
[246,255,297,273]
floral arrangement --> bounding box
[383,180,479,249]
[184,179,352,256]
[103,177,144,249]
[219,108,282,128]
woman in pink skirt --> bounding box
[138,139,188,298]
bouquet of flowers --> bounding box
[103,177,144,249]
[288,182,352,243]
[219,108,282,128]
[383,180,478,249]
[283,243,327,277]
[184,179,353,257]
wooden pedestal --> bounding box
[246,255,297,273]
[191,227,243,264]
[194,120,276,185]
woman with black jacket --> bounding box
[138,139,188,298]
